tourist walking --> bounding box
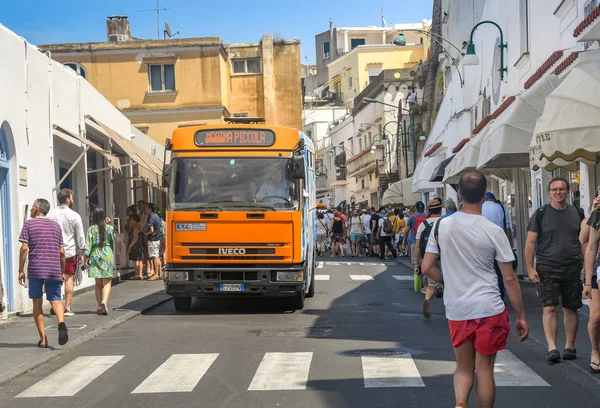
[584,194,600,372]
[362,209,372,256]
[414,198,443,319]
[404,201,427,264]
[377,209,398,260]
[145,203,163,280]
[85,208,116,315]
[422,171,528,408]
[47,188,85,317]
[369,207,380,257]
[18,198,69,347]
[525,177,585,362]
[127,212,145,279]
[316,212,329,256]
[329,210,346,257]
[348,209,365,257]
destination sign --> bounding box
[195,129,275,147]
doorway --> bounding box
[0,123,14,312]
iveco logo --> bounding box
[218,248,246,255]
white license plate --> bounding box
[220,284,244,292]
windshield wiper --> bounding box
[176,203,223,211]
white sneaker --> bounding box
[64,308,75,317]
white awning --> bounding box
[412,150,446,193]
[382,177,422,206]
[533,51,600,170]
[443,129,487,184]
[478,75,563,171]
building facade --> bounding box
[0,22,163,318]
[413,0,600,278]
[39,16,302,146]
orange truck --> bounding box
[162,123,317,311]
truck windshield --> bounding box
[168,157,300,211]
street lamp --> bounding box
[393,31,407,46]
[463,20,508,81]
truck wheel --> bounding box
[289,290,305,310]
[173,297,192,312]
[306,270,315,298]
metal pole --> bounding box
[403,119,409,178]
[410,114,416,173]
[396,98,403,178]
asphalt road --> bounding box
[1,258,599,407]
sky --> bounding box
[1,0,433,64]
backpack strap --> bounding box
[433,218,442,258]
[535,204,548,234]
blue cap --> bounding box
[485,192,496,200]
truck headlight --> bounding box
[167,272,189,281]
[277,271,302,282]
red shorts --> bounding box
[448,308,510,355]
[64,256,77,276]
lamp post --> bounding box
[393,30,464,87]
[462,21,508,81]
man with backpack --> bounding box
[377,209,398,260]
[525,177,585,363]
[414,198,443,319]
[403,201,427,265]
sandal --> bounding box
[563,348,577,360]
[148,276,160,281]
[96,306,103,314]
[548,349,561,363]
[590,361,600,373]
[37,335,48,348]
[100,303,108,316]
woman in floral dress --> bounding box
[85,208,116,315]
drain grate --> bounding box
[258,327,333,338]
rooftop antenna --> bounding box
[381,5,387,27]
[139,0,169,39]
[164,22,179,39]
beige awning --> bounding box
[383,177,421,206]
[85,117,163,187]
[478,75,563,171]
[443,130,487,184]
[533,52,600,170]
[52,125,121,170]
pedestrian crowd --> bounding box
[17,189,164,349]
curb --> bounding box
[0,293,172,387]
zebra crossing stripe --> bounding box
[132,353,219,393]
[350,275,374,281]
[315,275,330,280]
[317,262,324,269]
[16,355,124,398]
[248,352,313,391]
[361,354,425,388]
[392,275,413,281]
[494,350,550,386]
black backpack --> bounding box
[419,220,435,256]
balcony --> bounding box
[316,176,329,193]
[574,5,600,42]
[347,145,384,178]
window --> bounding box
[359,137,363,152]
[64,62,86,79]
[361,179,365,190]
[148,64,175,92]
[483,96,491,118]
[323,42,330,59]
[232,58,261,74]
[584,0,598,49]
[347,137,353,155]
[351,38,365,49]
[348,76,353,89]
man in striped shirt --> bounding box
[18,198,69,347]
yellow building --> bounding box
[39,16,302,145]
[328,43,425,107]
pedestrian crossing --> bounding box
[15,350,549,398]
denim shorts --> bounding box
[29,279,62,301]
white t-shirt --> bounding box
[316,217,328,235]
[349,216,363,234]
[46,205,85,259]
[363,214,372,234]
[482,201,511,230]
[416,217,440,241]
[425,212,515,321]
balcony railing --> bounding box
[347,146,384,177]
[335,167,347,181]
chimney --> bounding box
[106,15,131,42]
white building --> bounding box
[414,0,600,277]
[0,23,164,317]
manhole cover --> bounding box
[258,327,332,338]
[344,348,424,356]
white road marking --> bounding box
[16,356,124,398]
[392,275,413,281]
[132,353,219,393]
[494,350,550,386]
[248,352,313,390]
[317,261,324,269]
[361,355,425,388]
[315,275,330,281]
[350,275,374,281]
[325,261,387,266]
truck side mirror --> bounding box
[162,164,172,188]
[288,155,305,180]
